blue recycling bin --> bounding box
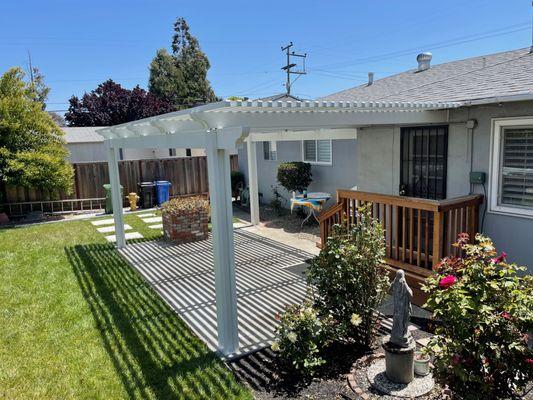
[155,180,171,206]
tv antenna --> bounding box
[281,42,306,95]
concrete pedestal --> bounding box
[383,337,415,384]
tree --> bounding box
[65,79,174,126]
[0,67,73,193]
[149,17,217,109]
[48,112,66,126]
[148,49,186,108]
[28,67,50,108]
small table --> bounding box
[290,192,331,227]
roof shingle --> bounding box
[320,48,533,103]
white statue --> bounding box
[390,270,413,348]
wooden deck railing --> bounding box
[319,190,484,277]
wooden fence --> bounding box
[3,155,239,213]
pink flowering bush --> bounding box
[422,233,533,399]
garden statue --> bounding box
[382,269,415,384]
[390,269,413,348]
[366,269,435,394]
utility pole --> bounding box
[281,42,306,95]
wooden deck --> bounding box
[319,190,483,305]
[119,228,314,359]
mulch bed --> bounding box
[228,328,442,399]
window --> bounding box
[186,148,192,157]
[169,148,176,157]
[119,148,124,160]
[263,141,277,161]
[303,140,332,164]
[490,118,533,217]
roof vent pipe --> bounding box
[368,72,374,85]
[416,52,432,72]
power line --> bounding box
[313,22,532,71]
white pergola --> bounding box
[97,99,461,355]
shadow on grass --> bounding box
[66,242,247,400]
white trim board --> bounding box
[489,117,533,219]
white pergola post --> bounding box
[246,138,260,225]
[206,133,239,355]
[107,146,126,248]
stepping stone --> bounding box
[148,223,163,229]
[137,213,156,218]
[97,224,132,234]
[105,232,144,243]
[91,218,115,226]
[141,216,162,224]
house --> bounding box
[63,126,206,162]
[237,48,533,276]
[98,48,533,353]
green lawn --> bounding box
[0,213,251,400]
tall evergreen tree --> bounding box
[148,49,186,108]
[149,17,217,109]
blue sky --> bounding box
[1,0,532,112]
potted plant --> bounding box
[414,351,430,376]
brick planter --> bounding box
[162,197,209,245]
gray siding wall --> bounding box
[238,139,357,208]
[355,101,533,271]
[237,101,533,270]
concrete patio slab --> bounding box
[137,213,156,218]
[119,228,314,358]
[141,216,163,224]
[91,218,115,226]
[106,232,144,242]
[97,224,132,233]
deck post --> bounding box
[107,146,126,248]
[206,133,239,355]
[246,138,260,225]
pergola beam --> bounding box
[248,128,357,142]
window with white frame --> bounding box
[303,139,332,164]
[263,141,277,161]
[491,118,533,217]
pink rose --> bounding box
[525,358,533,365]
[500,311,511,320]
[439,275,457,289]
[491,251,507,264]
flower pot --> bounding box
[414,351,430,376]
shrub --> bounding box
[230,171,245,198]
[272,299,332,376]
[422,233,533,400]
[277,162,312,194]
[307,205,390,348]
[270,185,285,215]
[161,195,209,213]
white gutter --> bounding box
[465,93,533,106]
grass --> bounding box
[0,213,252,400]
